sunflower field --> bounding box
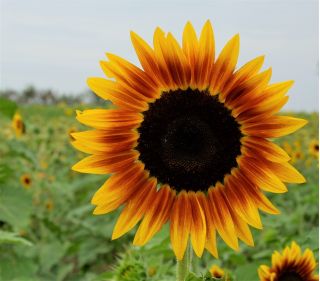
[0,98,318,281]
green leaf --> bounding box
[185,272,204,281]
[92,271,115,281]
[0,254,37,281]
[0,184,32,228]
[0,164,13,183]
[0,97,18,119]
[56,264,74,281]
[38,241,67,272]
[234,263,259,281]
[0,231,32,246]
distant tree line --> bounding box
[0,85,105,105]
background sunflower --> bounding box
[12,112,25,137]
[258,242,318,281]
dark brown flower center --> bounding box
[24,177,31,185]
[137,88,242,192]
[16,120,22,129]
[278,271,303,281]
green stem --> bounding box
[176,242,192,281]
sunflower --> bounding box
[210,265,225,279]
[309,139,319,158]
[291,150,303,164]
[45,199,54,211]
[72,21,307,260]
[20,174,32,189]
[282,141,293,155]
[12,112,25,137]
[258,242,318,281]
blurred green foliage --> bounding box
[0,101,318,281]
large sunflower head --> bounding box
[12,112,26,137]
[72,21,307,260]
[258,242,318,281]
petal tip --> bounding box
[92,206,104,215]
[71,162,82,173]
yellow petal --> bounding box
[130,31,162,86]
[91,164,147,215]
[234,169,280,215]
[112,178,157,239]
[72,151,138,175]
[166,32,190,88]
[227,68,272,113]
[71,130,138,155]
[238,156,287,193]
[267,161,306,183]
[242,116,308,138]
[170,191,192,260]
[196,20,215,88]
[188,192,206,257]
[208,186,239,251]
[211,34,240,93]
[105,53,157,92]
[221,55,265,102]
[197,192,219,258]
[182,21,198,86]
[153,27,175,89]
[231,211,254,247]
[224,174,262,229]
[87,77,147,111]
[241,136,290,163]
[75,109,143,130]
[237,81,293,119]
[133,186,175,246]
[258,265,271,280]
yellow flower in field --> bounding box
[147,267,157,277]
[12,112,25,137]
[48,175,56,182]
[40,160,48,170]
[45,200,54,211]
[210,265,225,279]
[72,21,307,260]
[290,150,304,164]
[37,172,46,179]
[309,139,319,158]
[282,141,292,155]
[258,242,318,281]
[305,158,313,168]
[293,140,302,150]
[20,174,32,189]
[64,108,73,116]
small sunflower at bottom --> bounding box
[12,112,26,137]
[72,21,307,260]
[258,242,319,281]
[210,265,225,279]
[20,174,32,189]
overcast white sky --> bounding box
[0,0,318,111]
